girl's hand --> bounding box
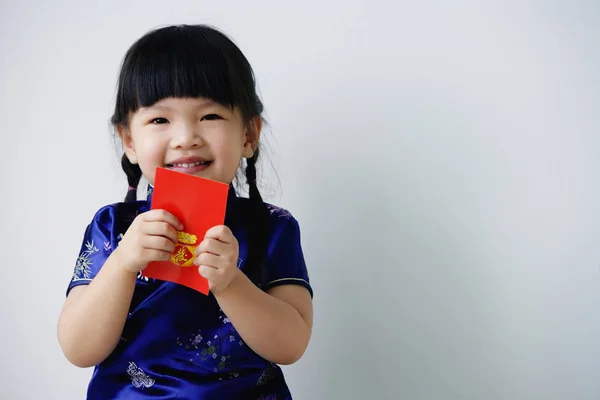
[194,225,240,293]
[115,210,183,274]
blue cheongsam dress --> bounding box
[67,185,312,399]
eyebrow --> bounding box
[141,100,219,112]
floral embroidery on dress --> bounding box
[176,314,245,380]
[136,272,150,282]
[127,362,155,388]
[72,240,99,281]
[265,204,292,219]
[256,363,278,387]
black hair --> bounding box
[111,24,269,284]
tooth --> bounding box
[171,161,205,167]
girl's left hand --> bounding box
[194,225,240,293]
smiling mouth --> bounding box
[166,161,212,168]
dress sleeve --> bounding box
[66,205,119,296]
[262,208,313,298]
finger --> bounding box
[142,210,184,230]
[141,235,176,253]
[205,225,234,244]
[144,249,173,262]
[195,238,228,256]
[141,221,179,243]
[194,252,221,268]
[198,264,218,280]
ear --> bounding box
[117,126,138,164]
[242,116,262,158]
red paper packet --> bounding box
[142,167,229,294]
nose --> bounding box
[171,123,203,149]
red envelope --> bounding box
[142,167,229,294]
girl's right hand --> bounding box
[114,209,184,274]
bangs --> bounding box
[116,25,253,121]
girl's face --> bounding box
[119,97,259,186]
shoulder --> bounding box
[88,200,148,221]
[85,200,150,233]
[263,202,302,238]
[236,198,300,229]
[258,203,305,251]
[232,198,303,248]
[264,203,295,221]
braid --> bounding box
[121,154,142,202]
[244,151,269,285]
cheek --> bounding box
[135,134,165,160]
[147,146,166,163]
[134,139,167,183]
[212,131,242,156]
[216,140,243,167]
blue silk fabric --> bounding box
[67,185,312,399]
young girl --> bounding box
[57,24,313,400]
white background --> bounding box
[1,0,599,399]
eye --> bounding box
[150,117,169,124]
[201,114,222,121]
